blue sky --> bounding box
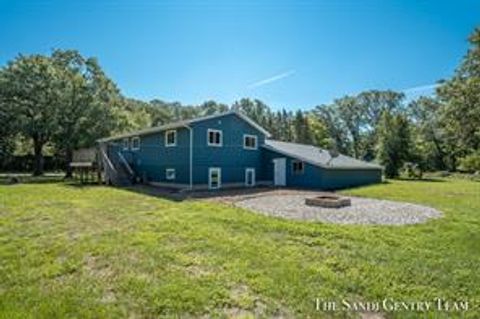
[0,0,479,110]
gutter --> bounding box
[182,124,193,190]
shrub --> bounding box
[402,162,423,179]
[459,153,480,173]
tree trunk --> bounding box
[64,148,73,178]
[33,138,44,176]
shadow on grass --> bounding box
[0,173,65,185]
[394,177,445,183]
[121,184,279,203]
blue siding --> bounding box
[262,148,382,190]
[106,112,381,190]
[117,128,190,184]
[111,113,267,186]
[319,169,382,190]
[190,113,265,184]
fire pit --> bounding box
[305,194,351,208]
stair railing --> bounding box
[100,146,118,184]
[117,151,135,179]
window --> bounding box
[165,130,177,147]
[131,137,140,150]
[243,134,258,150]
[292,160,304,175]
[207,129,222,146]
[123,138,129,150]
[166,168,176,180]
[209,167,221,189]
[245,168,255,186]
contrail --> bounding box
[402,83,439,93]
[248,70,296,88]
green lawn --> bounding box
[0,178,479,318]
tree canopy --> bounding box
[1,26,480,177]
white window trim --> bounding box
[166,168,176,180]
[207,129,223,147]
[123,138,129,150]
[245,168,255,187]
[165,130,177,147]
[208,167,222,189]
[292,160,305,175]
[131,137,140,151]
[243,134,258,150]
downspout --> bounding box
[183,125,193,190]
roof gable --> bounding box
[98,111,271,142]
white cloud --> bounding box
[248,70,296,89]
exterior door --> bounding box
[273,158,286,186]
[245,168,255,187]
[208,167,221,189]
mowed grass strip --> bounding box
[0,179,479,318]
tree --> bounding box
[0,79,19,168]
[314,104,351,155]
[356,90,405,160]
[306,115,329,148]
[407,96,446,170]
[198,100,229,116]
[0,54,63,175]
[437,27,480,170]
[50,50,121,178]
[335,96,365,158]
[293,110,311,144]
[376,111,412,178]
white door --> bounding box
[273,158,286,186]
[245,168,255,187]
[208,168,221,189]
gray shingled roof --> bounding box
[98,111,271,142]
[263,140,382,170]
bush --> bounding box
[402,162,423,179]
[459,153,480,173]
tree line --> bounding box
[1,27,479,178]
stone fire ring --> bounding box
[235,194,443,225]
[305,194,351,208]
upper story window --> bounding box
[243,134,258,150]
[292,160,304,175]
[131,137,140,151]
[207,129,222,147]
[123,138,129,150]
[165,130,177,147]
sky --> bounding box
[0,0,479,110]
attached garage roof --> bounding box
[263,140,382,170]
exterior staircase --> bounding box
[99,144,135,186]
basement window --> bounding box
[207,129,222,146]
[166,168,176,180]
[292,160,304,175]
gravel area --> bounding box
[235,194,442,225]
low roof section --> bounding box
[263,139,382,170]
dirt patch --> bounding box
[227,284,293,318]
[83,254,114,279]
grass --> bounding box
[0,178,479,318]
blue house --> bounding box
[98,111,382,190]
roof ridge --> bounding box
[98,110,271,142]
[266,139,326,151]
